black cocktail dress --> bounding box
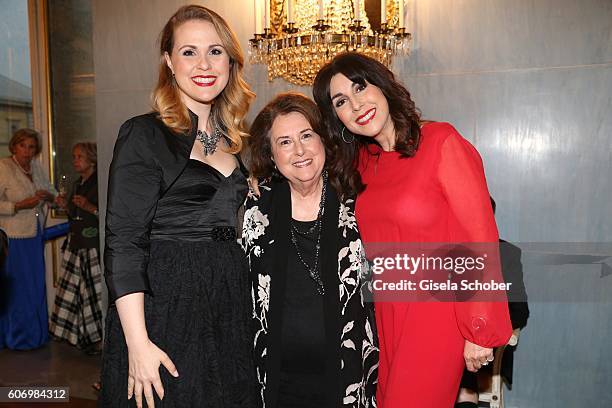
[100,158,255,407]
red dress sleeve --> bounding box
[437,125,512,348]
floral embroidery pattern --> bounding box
[339,199,358,238]
[242,205,269,256]
[257,275,270,315]
[242,195,271,407]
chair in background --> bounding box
[478,328,521,408]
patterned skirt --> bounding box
[48,238,103,348]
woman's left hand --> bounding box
[464,339,493,372]
[35,190,55,202]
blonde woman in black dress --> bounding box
[100,5,255,407]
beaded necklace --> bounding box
[289,170,328,295]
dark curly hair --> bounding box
[313,52,422,194]
[248,92,354,199]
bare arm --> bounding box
[115,293,148,347]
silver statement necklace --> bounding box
[196,127,222,156]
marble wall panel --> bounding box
[511,299,612,407]
[402,65,612,242]
[402,0,612,74]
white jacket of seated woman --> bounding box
[0,157,56,238]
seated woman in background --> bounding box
[0,128,57,350]
[50,142,103,355]
[244,92,378,407]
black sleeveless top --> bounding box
[150,158,248,242]
[279,219,327,406]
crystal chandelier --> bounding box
[249,0,411,86]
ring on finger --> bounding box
[487,356,494,362]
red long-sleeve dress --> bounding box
[356,122,512,408]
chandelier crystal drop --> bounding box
[249,0,411,86]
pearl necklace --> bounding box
[11,156,32,176]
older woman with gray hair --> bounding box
[243,92,378,408]
[50,142,102,355]
[0,128,56,350]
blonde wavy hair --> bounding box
[152,5,254,153]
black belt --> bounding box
[209,226,237,241]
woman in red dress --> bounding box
[313,53,512,408]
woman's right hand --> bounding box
[127,339,179,408]
[15,196,40,211]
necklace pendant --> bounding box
[196,128,221,156]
